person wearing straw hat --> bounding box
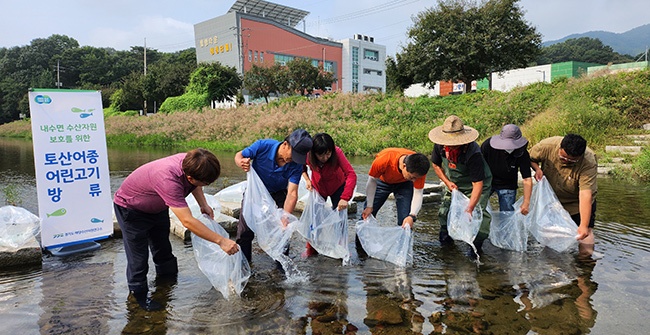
[481,124,533,214]
[429,115,492,255]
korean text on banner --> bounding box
[28,90,112,248]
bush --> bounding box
[159,92,209,113]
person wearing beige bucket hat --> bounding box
[481,124,533,214]
[429,115,492,257]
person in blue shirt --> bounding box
[234,129,313,263]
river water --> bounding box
[0,137,649,334]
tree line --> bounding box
[1,0,639,123]
[0,35,336,123]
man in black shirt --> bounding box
[480,124,532,214]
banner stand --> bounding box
[28,89,113,252]
[48,241,101,257]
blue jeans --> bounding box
[369,179,413,225]
[494,188,517,211]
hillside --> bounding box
[543,23,650,56]
[1,68,650,180]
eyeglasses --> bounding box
[558,151,580,163]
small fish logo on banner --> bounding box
[90,218,104,224]
[47,208,67,217]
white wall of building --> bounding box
[340,36,386,93]
[491,64,551,92]
[404,82,440,97]
[194,12,241,72]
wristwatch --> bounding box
[408,214,417,222]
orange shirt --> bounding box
[368,148,426,189]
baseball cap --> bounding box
[288,129,313,164]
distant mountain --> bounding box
[543,23,650,57]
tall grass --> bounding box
[1,68,649,161]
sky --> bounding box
[1,0,648,57]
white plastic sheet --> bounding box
[524,177,578,252]
[241,168,303,278]
[488,200,528,252]
[192,214,251,299]
[448,189,482,260]
[298,190,350,265]
[355,215,413,267]
[0,205,41,248]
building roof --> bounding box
[228,0,309,28]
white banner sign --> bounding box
[28,90,112,248]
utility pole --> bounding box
[143,38,147,115]
[56,60,61,89]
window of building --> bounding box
[254,51,258,62]
[312,59,319,67]
[274,54,294,66]
[364,49,379,61]
[248,50,252,62]
[353,82,358,93]
[324,61,334,72]
[363,68,383,76]
[260,52,264,62]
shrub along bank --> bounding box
[1,69,649,180]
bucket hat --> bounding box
[490,124,528,150]
[428,115,479,146]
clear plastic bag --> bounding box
[298,190,350,265]
[215,181,247,204]
[169,192,221,223]
[448,189,482,258]
[448,189,482,244]
[524,177,578,252]
[192,214,251,299]
[0,205,41,248]
[488,200,528,252]
[355,215,413,267]
[241,168,303,277]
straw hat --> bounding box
[428,115,479,146]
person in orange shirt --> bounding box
[361,148,431,229]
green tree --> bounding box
[110,72,145,112]
[386,54,414,94]
[400,0,541,92]
[537,37,634,65]
[286,58,336,96]
[244,63,288,103]
[187,62,242,103]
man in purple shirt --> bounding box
[114,148,238,311]
[234,129,313,263]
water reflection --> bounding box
[1,138,649,334]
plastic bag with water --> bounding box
[488,200,528,252]
[0,205,41,248]
[192,214,251,299]
[448,189,482,257]
[355,215,413,267]
[241,168,303,278]
[524,177,578,252]
[298,190,350,265]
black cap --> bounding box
[288,129,313,164]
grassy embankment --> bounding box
[1,68,649,180]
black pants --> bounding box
[236,189,288,262]
[570,200,597,228]
[114,203,178,293]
